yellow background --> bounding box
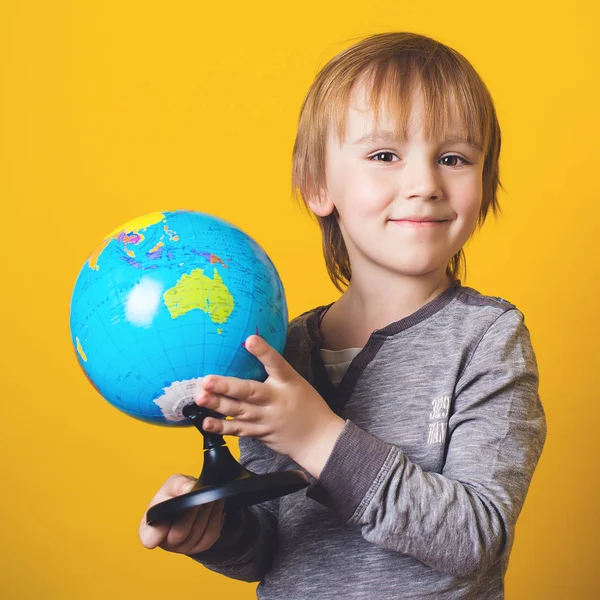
[1,0,597,598]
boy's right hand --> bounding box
[139,474,225,555]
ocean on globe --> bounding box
[69,210,288,427]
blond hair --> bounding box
[291,32,504,292]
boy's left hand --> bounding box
[195,334,346,478]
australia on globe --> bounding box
[69,210,288,426]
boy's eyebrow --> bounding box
[351,130,482,151]
[352,131,398,145]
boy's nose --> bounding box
[397,160,443,201]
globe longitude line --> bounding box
[194,214,240,393]
[194,219,218,383]
[100,332,166,414]
[201,223,235,384]
[133,252,180,416]
[98,223,171,417]
[71,275,106,359]
[115,245,184,413]
[162,213,191,385]
[164,214,197,395]
[76,257,114,315]
[178,318,197,401]
[228,249,271,379]
[201,222,209,395]
[157,314,206,372]
[209,223,234,383]
[169,248,199,402]
[73,277,114,399]
[132,299,173,417]
[138,341,205,420]
[139,253,182,417]
[136,337,181,411]
[182,241,210,387]
[248,282,266,379]
[93,265,150,414]
[220,235,252,379]
[157,325,179,391]
[254,261,275,370]
[182,210,209,398]
[229,232,254,378]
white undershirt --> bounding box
[320,347,363,386]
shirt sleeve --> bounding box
[306,308,547,578]
[188,436,281,582]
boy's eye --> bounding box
[370,151,397,163]
[369,152,470,167]
[440,155,469,167]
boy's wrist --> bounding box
[292,416,346,479]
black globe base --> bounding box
[147,403,309,525]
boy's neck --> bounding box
[319,272,454,350]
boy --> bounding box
[140,31,546,599]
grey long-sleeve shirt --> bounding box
[191,281,547,599]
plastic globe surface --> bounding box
[69,210,288,426]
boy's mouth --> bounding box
[389,219,449,228]
[390,215,448,222]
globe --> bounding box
[69,209,288,427]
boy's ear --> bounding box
[306,190,335,217]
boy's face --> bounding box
[308,81,484,282]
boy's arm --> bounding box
[307,308,547,578]
[188,319,310,582]
[187,436,281,582]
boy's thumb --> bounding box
[177,474,198,496]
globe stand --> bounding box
[146,403,309,524]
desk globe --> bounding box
[69,210,308,522]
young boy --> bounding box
[140,32,547,599]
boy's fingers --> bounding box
[162,505,201,549]
[197,393,259,419]
[199,376,267,406]
[162,474,198,500]
[139,519,168,549]
[190,500,226,554]
[245,335,296,381]
[146,474,197,511]
[139,474,197,549]
[202,416,266,438]
[179,501,219,554]
[143,474,196,520]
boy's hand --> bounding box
[195,335,346,478]
[139,474,225,555]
